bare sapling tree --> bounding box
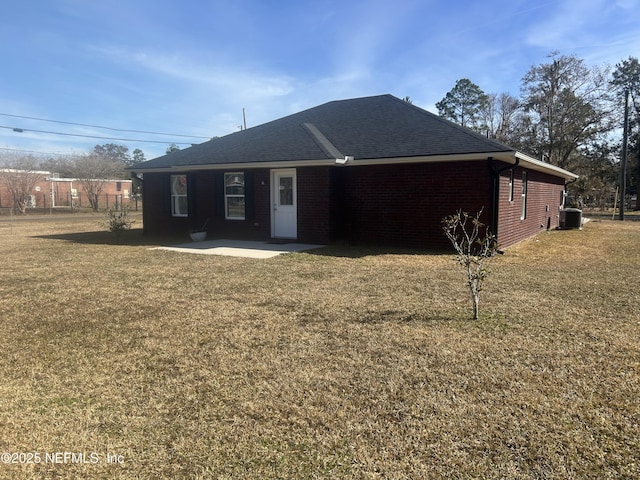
[70,152,123,211]
[442,209,500,320]
[0,154,44,214]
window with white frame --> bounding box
[520,171,527,220]
[171,174,188,217]
[224,172,245,219]
[508,170,514,202]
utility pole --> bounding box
[620,89,629,221]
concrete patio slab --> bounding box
[150,239,324,258]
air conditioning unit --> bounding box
[559,208,582,229]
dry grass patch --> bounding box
[0,214,639,478]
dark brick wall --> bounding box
[339,161,492,248]
[497,167,565,247]
[297,166,334,244]
[142,172,183,235]
[142,170,271,240]
[251,169,272,238]
[143,162,567,249]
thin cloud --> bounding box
[525,0,627,49]
[92,45,295,98]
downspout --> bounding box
[130,171,143,199]
[488,156,520,241]
[563,177,578,208]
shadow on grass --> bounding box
[34,228,188,247]
[344,310,516,329]
[34,230,453,257]
[352,310,461,324]
[296,307,472,327]
[302,241,452,259]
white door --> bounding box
[272,169,297,238]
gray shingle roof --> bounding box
[132,94,514,170]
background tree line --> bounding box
[4,53,638,215]
[1,139,180,213]
[434,52,640,210]
[0,144,149,213]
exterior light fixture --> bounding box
[335,155,353,165]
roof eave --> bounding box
[351,151,516,166]
[128,153,510,173]
[127,158,339,173]
[514,151,579,181]
[128,150,578,181]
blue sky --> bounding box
[1,0,638,160]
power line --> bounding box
[0,125,196,145]
[0,112,210,139]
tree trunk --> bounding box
[16,199,27,214]
[470,284,480,320]
[472,295,479,320]
[468,271,480,321]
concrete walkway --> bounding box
[151,239,324,259]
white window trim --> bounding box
[171,174,188,217]
[224,172,245,220]
[520,171,527,220]
[508,170,514,203]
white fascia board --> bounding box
[132,153,513,173]
[349,151,517,166]
[131,151,578,181]
[514,152,579,180]
[133,158,338,173]
[356,151,578,181]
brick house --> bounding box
[0,170,133,210]
[130,95,577,249]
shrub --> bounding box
[105,206,133,238]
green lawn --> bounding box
[0,214,639,479]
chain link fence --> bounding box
[0,194,142,216]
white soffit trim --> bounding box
[172,158,338,172]
[131,150,578,180]
[350,152,516,166]
[514,151,578,180]
[354,151,578,180]
[132,153,513,173]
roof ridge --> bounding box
[301,123,343,159]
